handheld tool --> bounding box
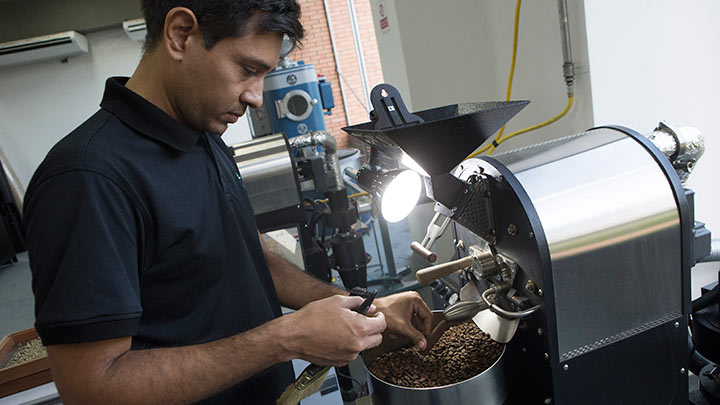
[276,288,376,405]
[420,299,490,354]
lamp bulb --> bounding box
[381,170,422,222]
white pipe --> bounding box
[557,0,575,95]
[289,131,344,191]
[346,0,372,113]
[322,0,353,126]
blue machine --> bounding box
[249,60,334,138]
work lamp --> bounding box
[356,166,422,223]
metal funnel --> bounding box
[342,84,529,176]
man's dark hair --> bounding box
[141,0,304,51]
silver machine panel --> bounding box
[231,134,300,215]
[440,126,691,403]
[491,128,682,361]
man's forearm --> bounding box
[49,316,297,404]
[264,249,347,309]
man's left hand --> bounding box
[369,291,433,350]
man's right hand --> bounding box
[43,294,385,403]
[283,294,387,366]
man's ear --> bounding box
[163,7,201,61]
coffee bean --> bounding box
[368,323,503,388]
[1,337,47,369]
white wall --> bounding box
[369,0,413,110]
[370,0,594,150]
[0,28,253,190]
[371,0,720,236]
[584,0,720,234]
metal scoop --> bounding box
[420,300,490,354]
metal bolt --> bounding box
[521,347,527,353]
[544,398,553,405]
[674,322,680,328]
[498,176,504,182]
[507,224,518,236]
[544,352,549,360]
[456,240,465,250]
[529,231,535,238]
[525,280,538,294]
[537,288,544,297]
[537,328,544,336]
[680,368,686,374]
[563,364,569,371]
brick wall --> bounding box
[291,0,384,149]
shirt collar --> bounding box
[99,77,201,152]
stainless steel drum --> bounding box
[231,134,300,215]
[362,312,508,405]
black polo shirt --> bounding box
[23,77,293,403]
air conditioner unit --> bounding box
[123,18,147,42]
[0,31,89,69]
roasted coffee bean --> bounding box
[2,337,47,369]
[368,323,503,388]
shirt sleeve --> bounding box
[24,169,144,345]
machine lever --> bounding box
[420,211,451,251]
[416,255,473,285]
[410,241,437,263]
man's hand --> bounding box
[284,295,387,366]
[370,291,433,350]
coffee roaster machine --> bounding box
[342,84,720,404]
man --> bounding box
[23,1,432,403]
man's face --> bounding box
[173,30,283,135]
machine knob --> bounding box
[411,241,437,263]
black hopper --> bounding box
[342,83,529,177]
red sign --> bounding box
[380,17,389,30]
[377,0,390,33]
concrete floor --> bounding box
[0,252,33,339]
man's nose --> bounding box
[241,79,264,109]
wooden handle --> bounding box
[415,256,473,285]
[410,241,437,263]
